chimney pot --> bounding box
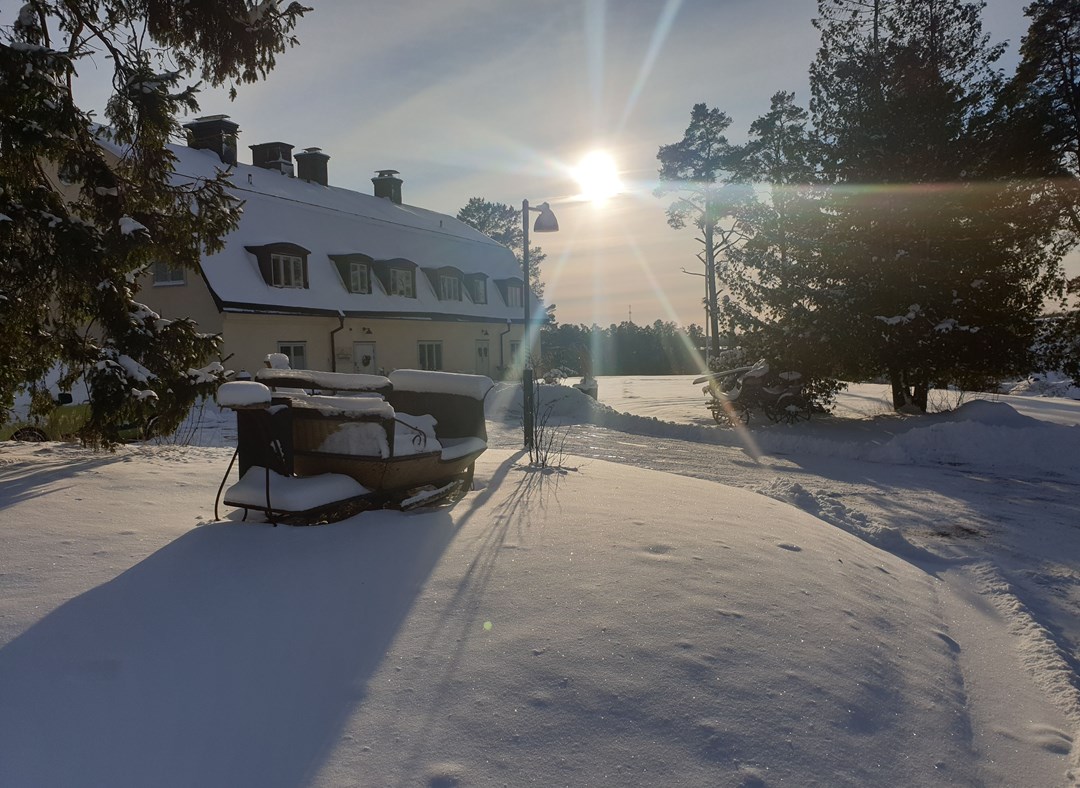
[183,115,239,165]
[249,141,295,176]
[372,169,403,204]
[295,147,330,186]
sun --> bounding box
[573,150,622,203]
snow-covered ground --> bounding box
[2,376,1079,786]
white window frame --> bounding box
[440,274,461,301]
[390,268,414,297]
[277,342,307,370]
[418,341,443,371]
[152,261,186,286]
[506,285,523,307]
[470,279,486,304]
[349,261,370,294]
[509,340,521,366]
[271,253,305,288]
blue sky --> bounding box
[50,0,1050,327]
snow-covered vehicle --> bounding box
[694,359,811,427]
[215,368,493,524]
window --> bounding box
[247,243,310,289]
[506,285,523,307]
[349,261,370,294]
[418,341,443,371]
[277,342,307,370]
[440,274,461,301]
[470,278,487,304]
[271,254,305,288]
[509,340,521,366]
[391,268,414,297]
[152,261,185,286]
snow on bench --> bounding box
[224,467,371,510]
[217,381,273,408]
[286,393,395,420]
[389,369,493,400]
[255,368,392,392]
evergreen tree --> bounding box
[0,0,310,445]
[797,0,1069,410]
[1014,0,1080,378]
[655,104,752,362]
[1016,0,1080,179]
[720,92,842,401]
[456,197,547,298]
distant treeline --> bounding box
[541,321,707,376]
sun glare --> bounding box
[574,150,622,203]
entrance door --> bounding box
[475,339,490,376]
[353,342,376,374]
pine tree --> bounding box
[1015,0,1080,378]
[0,0,310,445]
[718,92,843,401]
[656,104,752,363]
[456,197,547,298]
[799,0,1069,410]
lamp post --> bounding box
[521,198,559,450]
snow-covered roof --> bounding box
[167,145,533,322]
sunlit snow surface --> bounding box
[1,376,1079,787]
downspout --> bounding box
[498,318,512,377]
[330,310,345,372]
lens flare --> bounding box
[574,151,622,203]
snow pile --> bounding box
[224,467,369,510]
[1002,372,1080,400]
[215,381,271,408]
[264,352,291,370]
[746,404,1080,476]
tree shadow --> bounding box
[0,446,134,511]
[0,511,456,788]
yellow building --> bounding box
[138,115,538,378]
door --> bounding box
[353,342,376,374]
[475,339,490,376]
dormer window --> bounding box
[330,253,375,294]
[391,268,414,297]
[440,274,461,301]
[371,257,418,299]
[423,266,466,302]
[246,242,311,289]
[350,262,370,294]
[494,277,525,308]
[465,273,488,304]
[272,253,304,288]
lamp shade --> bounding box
[532,202,559,233]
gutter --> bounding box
[498,318,512,375]
[329,310,345,372]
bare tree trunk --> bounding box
[704,222,721,360]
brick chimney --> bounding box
[295,147,330,186]
[372,169,403,204]
[183,115,239,165]
[249,142,294,176]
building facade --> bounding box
[137,116,538,378]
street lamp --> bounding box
[522,198,559,450]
